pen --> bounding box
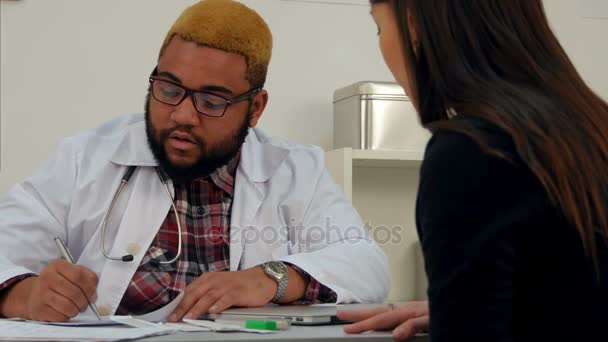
[53,236,102,320]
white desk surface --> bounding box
[140,325,429,342]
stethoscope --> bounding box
[100,166,183,265]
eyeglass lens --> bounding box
[152,79,229,117]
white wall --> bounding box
[1,0,607,193]
[0,0,392,192]
[543,0,608,98]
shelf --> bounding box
[324,147,424,202]
[351,149,423,168]
[323,146,427,302]
[326,148,423,169]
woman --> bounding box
[338,0,608,341]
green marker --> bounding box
[245,319,290,330]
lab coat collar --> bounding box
[110,119,290,183]
[110,120,157,167]
[238,128,290,183]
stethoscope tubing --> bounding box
[100,166,183,264]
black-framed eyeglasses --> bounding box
[149,69,261,118]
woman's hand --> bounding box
[337,301,429,340]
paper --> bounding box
[183,319,275,334]
[110,316,161,328]
[20,290,184,326]
[136,291,184,322]
[162,322,211,332]
[0,320,173,342]
[30,316,123,327]
[111,316,210,332]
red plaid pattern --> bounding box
[115,155,238,315]
[290,264,338,304]
[116,153,335,315]
[0,274,35,299]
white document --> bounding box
[136,291,184,322]
[0,320,173,341]
[110,316,161,328]
[162,322,211,332]
[22,290,185,326]
[111,316,210,332]
[29,316,123,327]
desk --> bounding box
[140,325,429,342]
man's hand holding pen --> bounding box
[0,259,98,322]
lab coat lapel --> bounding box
[93,167,172,314]
[229,172,264,271]
[79,121,172,315]
[229,128,289,270]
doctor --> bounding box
[0,0,389,322]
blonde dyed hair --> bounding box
[160,0,272,88]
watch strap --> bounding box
[272,267,288,303]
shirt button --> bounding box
[197,206,205,216]
[127,243,141,256]
[98,306,110,316]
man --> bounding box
[0,0,389,322]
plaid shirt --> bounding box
[116,153,335,315]
[0,274,35,299]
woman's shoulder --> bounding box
[418,115,541,206]
[423,116,518,172]
[426,115,513,155]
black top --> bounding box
[416,118,608,342]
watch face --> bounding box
[267,261,287,276]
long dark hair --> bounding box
[373,0,608,273]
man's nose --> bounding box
[170,94,200,126]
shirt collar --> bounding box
[206,150,240,197]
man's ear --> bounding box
[248,90,268,127]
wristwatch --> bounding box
[262,261,289,303]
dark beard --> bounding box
[144,91,250,183]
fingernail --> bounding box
[184,313,194,320]
[91,294,98,303]
[168,314,177,322]
[209,305,218,313]
[393,328,405,339]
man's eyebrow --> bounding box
[156,71,181,83]
[155,71,234,95]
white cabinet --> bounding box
[325,148,428,302]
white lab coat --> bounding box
[0,114,389,316]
